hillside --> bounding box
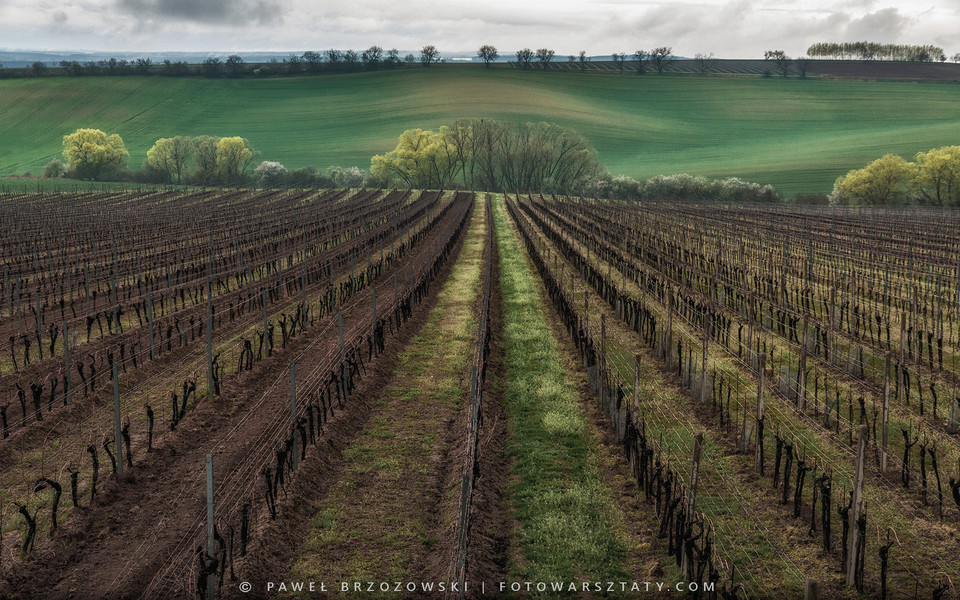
[3,67,960,195]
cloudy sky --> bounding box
[1,0,956,58]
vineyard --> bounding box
[0,189,958,598]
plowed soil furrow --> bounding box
[0,194,472,600]
[274,197,488,594]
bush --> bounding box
[44,160,66,178]
[579,172,781,203]
[255,161,287,188]
[284,167,331,188]
[327,166,367,188]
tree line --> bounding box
[829,146,960,206]
[369,119,780,201]
[0,46,447,80]
[369,119,603,193]
[50,129,367,188]
[807,42,947,62]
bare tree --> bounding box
[953,53,960,63]
[325,49,343,69]
[135,58,153,75]
[362,46,383,69]
[225,55,244,77]
[612,52,627,73]
[633,49,648,74]
[478,44,499,67]
[650,47,673,74]
[343,50,359,70]
[284,54,303,75]
[420,45,440,66]
[578,50,587,70]
[795,56,810,79]
[386,49,401,67]
[764,49,790,77]
[536,48,555,68]
[516,48,534,69]
[693,52,713,74]
[302,51,323,72]
[201,57,222,78]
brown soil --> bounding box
[0,198,470,600]
[461,200,512,589]
[226,199,483,598]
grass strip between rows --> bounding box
[286,199,487,591]
[493,195,631,586]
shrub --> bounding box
[43,160,66,178]
[255,161,287,188]
[327,166,367,188]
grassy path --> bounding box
[492,195,633,586]
[287,198,487,588]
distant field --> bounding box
[3,67,960,196]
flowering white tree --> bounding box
[255,161,287,188]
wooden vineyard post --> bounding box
[113,361,123,476]
[634,353,641,415]
[35,292,42,358]
[301,266,307,315]
[754,355,766,467]
[394,273,398,313]
[263,289,270,358]
[147,288,155,361]
[665,289,674,371]
[600,314,606,403]
[898,313,906,406]
[206,313,213,398]
[882,353,890,470]
[15,277,20,332]
[682,433,703,578]
[63,322,71,406]
[584,291,589,333]
[290,360,298,471]
[205,453,215,600]
[797,316,808,410]
[847,425,867,587]
[829,287,836,365]
[700,317,710,404]
[804,577,818,600]
[339,311,347,403]
[949,390,960,435]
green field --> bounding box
[3,67,960,195]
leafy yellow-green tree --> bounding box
[370,127,459,189]
[371,119,603,193]
[62,128,129,181]
[193,136,220,184]
[911,146,960,206]
[146,136,193,184]
[830,154,912,205]
[216,137,255,184]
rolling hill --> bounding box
[3,66,960,196]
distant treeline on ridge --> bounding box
[807,42,948,62]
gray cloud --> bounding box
[117,0,286,26]
[844,7,911,40]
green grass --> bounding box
[3,68,960,195]
[289,195,486,589]
[493,195,630,586]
